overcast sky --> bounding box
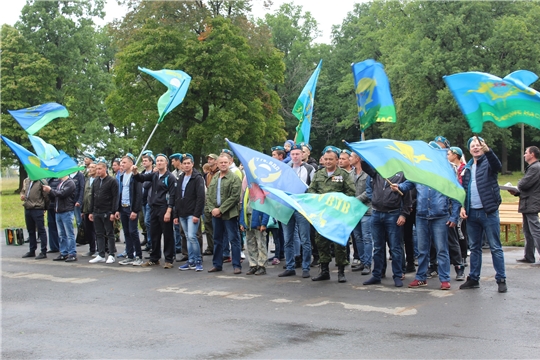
[1,0,360,43]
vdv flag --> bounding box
[227,140,308,224]
[292,60,322,144]
[443,70,540,133]
[346,139,465,204]
[2,136,83,181]
[352,59,397,131]
[138,67,192,123]
[262,186,368,246]
[8,103,69,135]
[28,135,60,160]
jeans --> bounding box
[25,209,47,254]
[522,213,540,262]
[56,211,76,256]
[371,210,403,280]
[174,222,182,253]
[179,216,202,264]
[283,211,311,271]
[466,208,506,282]
[93,212,116,258]
[415,217,451,282]
[47,209,59,251]
[144,203,152,248]
[212,216,241,269]
[353,215,372,266]
[120,207,141,259]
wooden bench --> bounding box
[499,203,523,243]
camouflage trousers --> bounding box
[246,229,268,268]
[316,233,348,266]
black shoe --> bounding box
[363,276,381,285]
[405,263,416,273]
[352,264,364,272]
[338,265,346,283]
[178,255,189,262]
[35,253,47,260]
[22,252,36,258]
[497,279,508,293]
[459,276,480,289]
[302,270,310,278]
[47,249,59,253]
[53,254,68,261]
[278,269,296,277]
[143,246,152,252]
[361,266,372,275]
[246,266,258,275]
[311,263,330,281]
[65,255,77,262]
[310,258,319,267]
[516,258,535,264]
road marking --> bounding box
[215,275,247,280]
[352,285,454,298]
[306,300,417,316]
[157,287,261,300]
[271,298,293,303]
[2,258,150,272]
[2,271,97,284]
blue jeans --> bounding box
[174,222,182,253]
[47,209,59,251]
[180,216,202,264]
[212,216,241,269]
[415,217,451,282]
[466,208,506,282]
[353,215,373,266]
[283,211,311,271]
[144,204,152,248]
[120,208,141,259]
[56,211,76,256]
[371,210,403,280]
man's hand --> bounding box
[260,225,266,232]
[130,212,137,220]
[131,165,138,175]
[192,216,199,224]
[109,214,115,222]
[477,136,489,152]
[397,215,406,226]
[460,208,468,219]
[89,214,94,222]
[447,221,457,228]
[164,209,171,223]
[42,185,51,193]
[20,194,25,201]
[508,190,517,196]
[75,202,81,207]
[115,212,120,220]
[390,184,400,192]
[240,225,245,232]
[211,208,222,217]
[174,218,179,225]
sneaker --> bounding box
[132,257,144,266]
[271,258,280,265]
[352,259,361,266]
[497,279,508,293]
[408,279,428,288]
[65,255,77,262]
[91,252,98,258]
[163,262,174,269]
[141,260,160,267]
[255,267,266,275]
[440,281,451,290]
[427,269,438,279]
[117,251,127,258]
[246,266,258,275]
[119,258,135,266]
[361,266,372,275]
[240,251,246,259]
[179,262,195,271]
[459,276,480,290]
[89,255,106,263]
[106,255,115,264]
[455,266,465,281]
[223,257,232,263]
[195,262,203,272]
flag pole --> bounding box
[135,122,160,165]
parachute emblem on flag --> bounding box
[385,142,432,165]
[247,158,282,183]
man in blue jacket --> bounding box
[459,136,507,293]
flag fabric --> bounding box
[346,139,465,204]
[28,135,60,160]
[262,186,368,246]
[1,136,83,181]
[292,60,322,143]
[7,103,69,135]
[443,70,540,133]
[351,59,397,131]
[226,140,308,224]
[138,67,191,123]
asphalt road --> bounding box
[2,234,540,359]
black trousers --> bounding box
[83,214,96,253]
[93,212,115,258]
[403,208,416,266]
[150,206,175,263]
[25,209,47,254]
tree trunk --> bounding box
[16,165,28,194]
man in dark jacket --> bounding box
[70,170,85,229]
[510,146,540,264]
[132,154,177,269]
[81,162,97,256]
[43,175,77,262]
[175,154,206,271]
[460,136,507,293]
[21,178,49,259]
[88,161,119,264]
[116,154,143,266]
[46,178,61,253]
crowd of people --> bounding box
[19,136,540,294]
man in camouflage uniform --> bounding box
[308,146,356,283]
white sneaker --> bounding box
[132,257,143,266]
[89,255,106,263]
[240,251,246,259]
[106,255,115,264]
[119,258,134,266]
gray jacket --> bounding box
[516,160,540,214]
[353,169,372,215]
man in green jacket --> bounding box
[206,155,242,274]
[308,146,356,283]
